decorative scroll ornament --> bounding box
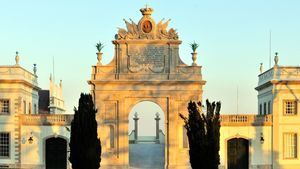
[115,7,179,40]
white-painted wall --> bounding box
[20,125,70,167]
[219,126,272,168]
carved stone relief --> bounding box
[127,45,166,73]
[115,7,178,40]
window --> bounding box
[34,104,37,114]
[284,101,297,115]
[0,132,10,158]
[0,100,10,114]
[23,101,26,114]
[28,102,31,114]
[183,126,189,148]
[268,101,271,114]
[283,133,297,159]
[259,104,262,115]
[264,102,267,115]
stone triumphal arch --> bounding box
[88,7,205,169]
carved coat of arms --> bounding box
[115,7,178,40]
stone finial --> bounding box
[155,112,160,118]
[274,52,279,65]
[140,6,154,16]
[15,51,20,65]
[259,63,263,73]
[155,112,161,121]
[59,80,62,87]
[50,74,52,81]
[33,64,37,75]
[134,112,138,118]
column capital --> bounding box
[133,112,139,120]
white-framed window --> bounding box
[28,102,31,114]
[264,102,267,115]
[283,133,297,159]
[34,104,37,114]
[0,132,10,158]
[284,100,297,115]
[259,104,262,115]
[268,101,271,114]
[0,99,10,115]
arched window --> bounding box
[34,104,37,114]
[259,104,262,115]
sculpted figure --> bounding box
[168,28,179,40]
[124,19,135,35]
[161,19,170,35]
[130,19,139,35]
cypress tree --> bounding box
[69,93,101,169]
[180,99,221,169]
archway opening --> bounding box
[46,137,67,169]
[227,138,249,169]
[128,101,165,169]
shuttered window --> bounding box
[0,100,9,114]
[0,132,10,158]
[284,101,297,115]
[283,133,297,159]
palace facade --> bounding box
[0,6,299,169]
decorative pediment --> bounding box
[115,7,179,40]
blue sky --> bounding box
[1,0,299,115]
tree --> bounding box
[180,99,221,169]
[69,93,101,169]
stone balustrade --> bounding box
[20,114,73,126]
[20,114,272,126]
[258,68,274,86]
[0,66,38,86]
[220,114,272,126]
[258,66,300,87]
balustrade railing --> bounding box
[20,114,272,126]
[21,114,73,126]
[220,114,272,126]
